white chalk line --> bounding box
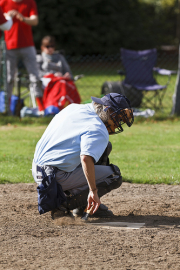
[90,221,145,230]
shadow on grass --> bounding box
[0,179,14,184]
[122,178,178,185]
[0,179,34,184]
[134,114,180,124]
[0,114,53,126]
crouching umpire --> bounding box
[32,93,134,219]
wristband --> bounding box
[90,188,98,192]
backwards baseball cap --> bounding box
[91,93,131,111]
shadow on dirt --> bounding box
[88,214,180,228]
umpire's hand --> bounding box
[87,190,101,214]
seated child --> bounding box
[38,35,73,80]
[37,35,81,115]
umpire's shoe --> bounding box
[51,206,74,220]
[73,204,114,218]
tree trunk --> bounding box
[176,0,180,43]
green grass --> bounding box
[109,119,180,184]
[0,125,45,184]
[0,116,179,185]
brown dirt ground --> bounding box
[1,182,180,270]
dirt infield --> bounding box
[1,182,180,270]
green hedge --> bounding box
[33,0,177,55]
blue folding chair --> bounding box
[119,48,176,109]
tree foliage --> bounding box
[33,0,177,55]
[139,0,176,8]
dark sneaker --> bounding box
[51,206,74,220]
[73,204,114,218]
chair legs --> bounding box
[140,88,167,110]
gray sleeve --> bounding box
[42,61,62,72]
[0,18,12,31]
[40,53,60,73]
[60,55,74,80]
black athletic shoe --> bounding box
[73,204,114,218]
[51,206,74,220]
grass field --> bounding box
[110,119,180,184]
[0,116,179,185]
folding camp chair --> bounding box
[118,48,176,109]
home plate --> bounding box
[90,222,145,230]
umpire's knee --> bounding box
[96,164,122,196]
[109,165,122,190]
[111,175,122,190]
[110,164,122,188]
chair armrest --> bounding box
[117,69,125,75]
[74,74,84,81]
[153,67,177,86]
[153,67,177,76]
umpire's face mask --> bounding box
[105,108,134,135]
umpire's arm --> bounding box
[80,155,101,214]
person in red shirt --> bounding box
[0,6,13,32]
[0,0,44,114]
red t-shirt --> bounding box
[0,0,38,49]
[0,6,7,39]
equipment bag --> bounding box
[43,74,81,115]
[101,81,143,108]
[37,167,67,215]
